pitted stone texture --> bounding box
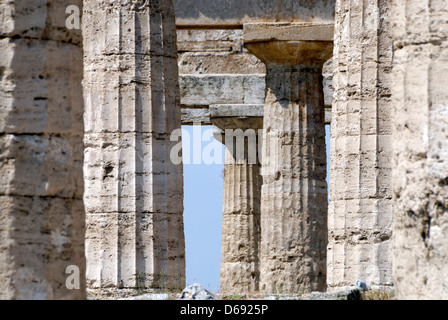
[0,134,84,199]
[0,38,84,135]
[177,22,335,127]
[83,0,185,297]
[245,30,332,293]
[210,104,264,131]
[327,0,394,291]
[392,0,448,300]
[218,129,263,294]
[0,195,86,299]
[0,0,83,45]
[0,0,85,300]
[177,29,244,53]
[179,283,217,300]
[179,52,265,75]
[174,0,335,26]
[211,106,263,294]
[244,22,334,43]
[260,66,328,294]
[180,74,266,107]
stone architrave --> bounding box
[83,0,185,297]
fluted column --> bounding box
[392,0,448,299]
[83,0,185,297]
[0,0,86,299]
[212,109,263,294]
[327,0,394,291]
[244,23,333,293]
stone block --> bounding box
[0,134,84,199]
[0,195,86,299]
[179,74,266,106]
[0,38,84,135]
[178,52,265,75]
[174,0,335,26]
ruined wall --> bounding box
[0,0,86,299]
[328,0,394,290]
[392,0,448,299]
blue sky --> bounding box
[181,124,331,292]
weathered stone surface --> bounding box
[0,0,85,300]
[213,114,263,294]
[83,0,185,297]
[9,0,446,301]
[179,52,265,75]
[182,103,331,127]
[180,74,266,107]
[0,195,86,299]
[174,0,335,26]
[322,58,333,108]
[210,104,264,119]
[0,0,83,45]
[327,0,394,291]
[177,22,334,129]
[392,0,448,300]
[245,40,333,68]
[303,287,362,300]
[210,104,264,131]
[177,29,243,53]
[220,164,262,293]
[244,24,332,294]
[0,134,84,198]
[181,108,211,125]
[0,39,84,135]
[244,22,334,43]
[356,280,370,291]
[179,283,217,300]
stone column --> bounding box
[244,23,333,293]
[327,0,394,291]
[392,0,448,299]
[211,105,263,294]
[83,0,185,297]
[0,1,86,299]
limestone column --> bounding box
[244,23,333,293]
[0,1,86,299]
[392,0,448,299]
[211,105,263,294]
[83,0,185,297]
[327,0,394,290]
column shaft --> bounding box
[260,64,328,293]
[83,0,185,297]
[0,0,86,299]
[392,0,448,299]
[328,0,394,290]
[220,132,262,293]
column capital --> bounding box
[243,23,334,67]
[210,104,264,132]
